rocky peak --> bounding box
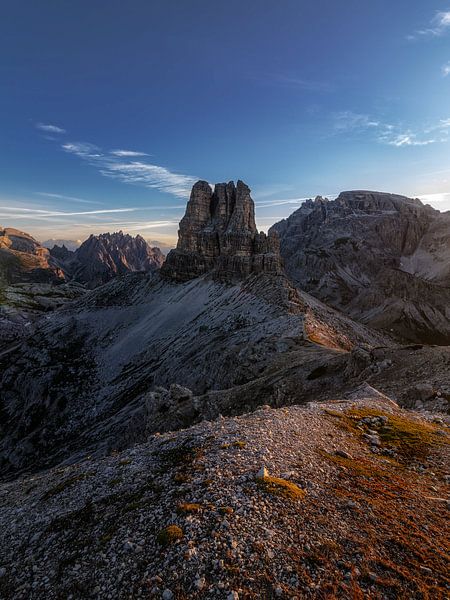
[71,231,165,288]
[162,180,282,282]
[270,190,450,343]
[49,244,74,261]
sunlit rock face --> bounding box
[270,190,450,344]
[162,180,282,282]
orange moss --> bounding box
[176,502,202,514]
[156,525,183,546]
[256,475,306,501]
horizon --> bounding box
[1,1,450,244]
[2,184,448,252]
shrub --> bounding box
[156,525,183,546]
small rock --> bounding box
[195,577,206,591]
[257,466,269,478]
[335,450,352,460]
[162,590,174,600]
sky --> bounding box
[1,1,450,247]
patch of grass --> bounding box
[41,473,88,500]
[109,477,122,486]
[156,525,183,546]
[256,476,306,501]
[176,502,202,514]
[173,472,190,484]
[158,443,203,468]
[218,506,234,515]
[320,450,395,481]
[232,440,246,448]
[346,408,449,461]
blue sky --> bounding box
[1,1,450,246]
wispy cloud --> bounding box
[0,206,136,220]
[408,10,450,40]
[36,192,103,205]
[332,110,450,147]
[110,149,150,157]
[36,122,66,134]
[254,72,333,93]
[60,141,196,197]
[333,111,380,133]
[442,62,450,77]
[379,133,436,147]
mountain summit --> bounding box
[51,231,165,288]
[162,180,281,281]
[270,190,450,344]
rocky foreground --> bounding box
[0,387,448,600]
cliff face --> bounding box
[52,231,165,289]
[0,227,64,285]
[270,191,450,343]
[162,180,282,281]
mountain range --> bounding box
[49,231,165,288]
[0,228,165,342]
[271,191,450,344]
[0,181,448,599]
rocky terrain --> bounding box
[162,180,281,282]
[270,191,450,344]
[0,228,165,340]
[0,181,399,478]
[0,181,449,599]
[0,388,448,599]
[52,231,165,288]
[0,227,64,285]
[0,227,86,341]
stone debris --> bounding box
[0,393,448,599]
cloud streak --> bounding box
[255,72,333,93]
[36,192,103,205]
[36,122,66,134]
[332,110,450,147]
[60,141,197,198]
[408,10,450,40]
[0,206,136,220]
[110,149,150,157]
[442,62,450,77]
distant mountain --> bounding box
[0,180,391,476]
[0,226,64,285]
[0,227,86,342]
[42,238,81,251]
[148,239,174,255]
[270,191,450,344]
[50,231,165,288]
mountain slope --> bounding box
[0,181,391,477]
[0,227,86,341]
[0,227,64,285]
[270,191,450,343]
[0,389,448,599]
